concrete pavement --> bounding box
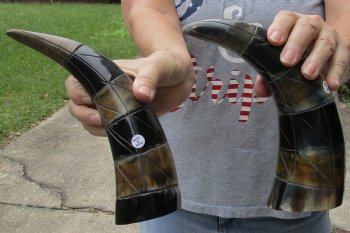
[0,106,139,233]
[0,105,349,233]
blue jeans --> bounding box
[140,209,331,233]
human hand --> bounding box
[65,75,106,136]
[116,51,195,114]
[65,50,195,136]
[254,10,350,97]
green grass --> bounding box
[0,3,138,147]
[339,84,350,103]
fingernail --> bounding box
[81,96,91,103]
[90,113,101,125]
[334,80,340,90]
[138,85,153,99]
[303,62,318,78]
[281,48,297,65]
[270,30,283,43]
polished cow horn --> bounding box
[7,29,180,224]
[183,19,345,212]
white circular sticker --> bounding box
[131,134,145,149]
[323,81,331,94]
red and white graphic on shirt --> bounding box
[172,55,269,122]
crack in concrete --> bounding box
[1,153,114,216]
[0,154,65,206]
[332,227,350,233]
[0,201,115,215]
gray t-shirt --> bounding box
[161,0,325,219]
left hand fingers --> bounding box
[323,41,350,90]
[268,10,350,89]
[268,11,324,67]
[300,27,337,80]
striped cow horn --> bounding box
[183,19,345,212]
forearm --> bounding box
[121,0,189,58]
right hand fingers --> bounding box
[116,51,195,114]
[117,54,170,104]
[65,76,106,137]
[82,122,107,137]
[65,75,92,105]
[119,51,193,102]
[67,99,101,126]
[114,59,158,103]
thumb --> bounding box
[253,75,271,97]
[131,56,167,103]
[132,71,157,103]
[115,58,158,103]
